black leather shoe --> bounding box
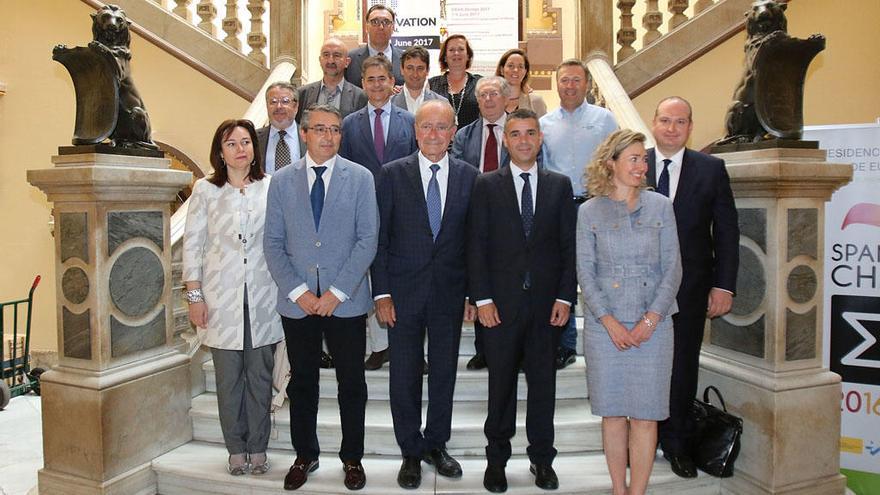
[554,347,576,369]
[663,452,697,478]
[466,353,487,370]
[364,349,389,370]
[342,460,366,490]
[284,458,318,490]
[320,351,334,369]
[530,463,559,490]
[397,456,421,489]
[483,464,507,493]
[423,448,462,478]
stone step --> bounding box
[191,393,601,456]
[153,441,721,494]
[204,356,590,400]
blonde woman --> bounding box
[576,129,682,495]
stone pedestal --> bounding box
[27,151,193,495]
[698,147,851,494]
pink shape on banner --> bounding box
[841,203,880,229]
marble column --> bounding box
[28,150,193,495]
[699,146,851,495]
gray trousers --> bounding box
[211,299,275,455]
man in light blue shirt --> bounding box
[540,59,617,368]
[256,82,303,175]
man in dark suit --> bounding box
[344,4,404,88]
[647,96,739,479]
[451,75,512,371]
[264,104,379,491]
[391,46,443,113]
[295,37,368,124]
[339,54,417,370]
[372,99,478,489]
[256,81,305,175]
[468,108,577,493]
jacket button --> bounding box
[315,241,321,247]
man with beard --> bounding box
[295,37,368,124]
[257,82,304,174]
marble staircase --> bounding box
[152,323,722,494]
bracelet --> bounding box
[642,315,655,328]
[185,288,204,304]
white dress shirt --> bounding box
[653,147,685,201]
[288,153,348,304]
[403,83,429,113]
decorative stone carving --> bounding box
[247,0,267,66]
[616,0,637,61]
[51,5,159,153]
[222,0,242,50]
[667,0,690,30]
[716,0,826,146]
[196,0,218,36]
[642,0,663,46]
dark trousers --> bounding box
[483,298,557,467]
[659,307,707,455]
[283,313,367,462]
[388,305,463,457]
[473,319,485,354]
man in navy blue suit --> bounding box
[647,96,739,479]
[339,54,418,370]
[451,75,512,371]
[371,100,478,489]
[469,109,576,492]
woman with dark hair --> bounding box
[183,119,283,476]
[577,129,682,495]
[496,48,547,117]
[428,34,482,127]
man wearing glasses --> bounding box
[295,38,368,124]
[257,81,304,174]
[371,100,478,489]
[264,104,379,491]
[345,4,405,88]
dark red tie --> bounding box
[484,123,498,172]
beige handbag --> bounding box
[271,341,290,412]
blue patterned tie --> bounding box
[520,172,533,237]
[310,166,326,230]
[656,158,671,197]
[427,164,442,240]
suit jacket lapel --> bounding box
[647,148,658,187]
[357,109,376,160]
[385,106,403,158]
[530,168,552,243]
[403,156,433,235]
[440,160,462,232]
[319,158,347,234]
[497,166,527,241]
[292,160,314,231]
[674,149,696,209]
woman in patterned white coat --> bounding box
[183,119,284,476]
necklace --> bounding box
[448,74,467,125]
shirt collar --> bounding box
[305,152,337,169]
[368,42,393,59]
[367,99,393,115]
[320,78,344,94]
[655,147,685,167]
[510,160,537,174]
[483,113,507,128]
[418,151,449,171]
[271,122,298,137]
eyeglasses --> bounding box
[268,97,296,106]
[307,125,342,135]
[477,91,501,99]
[418,123,453,133]
[369,19,394,27]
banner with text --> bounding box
[805,121,880,495]
[445,0,518,76]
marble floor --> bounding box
[0,394,41,495]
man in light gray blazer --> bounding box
[391,46,443,114]
[264,104,378,492]
[295,37,368,124]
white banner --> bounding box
[805,121,880,489]
[445,0,518,76]
[364,0,442,75]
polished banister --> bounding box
[585,51,655,148]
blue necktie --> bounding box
[310,166,326,230]
[427,164,441,240]
[656,158,671,197]
[520,172,533,237]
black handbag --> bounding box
[691,385,743,477]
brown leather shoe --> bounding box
[343,460,366,490]
[284,458,318,490]
[364,349,389,370]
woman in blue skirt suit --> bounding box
[576,129,682,495]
